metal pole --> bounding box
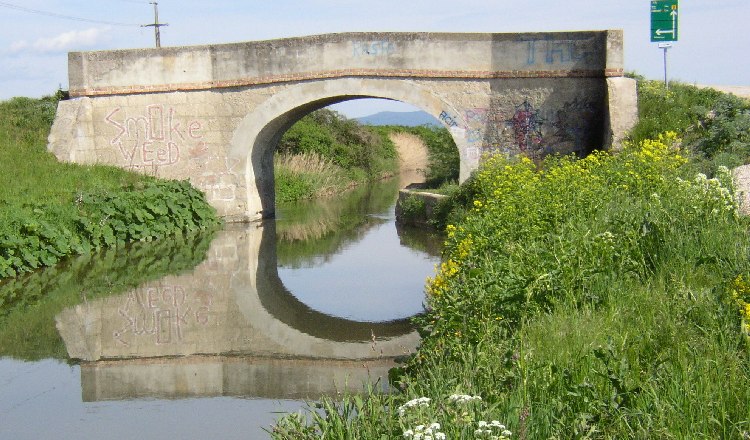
[663,46,669,90]
[658,42,672,91]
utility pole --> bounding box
[142,1,168,48]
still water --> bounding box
[0,178,442,439]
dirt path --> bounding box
[389,132,429,187]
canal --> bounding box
[0,177,442,439]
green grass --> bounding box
[629,76,750,176]
[0,95,145,206]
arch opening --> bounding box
[229,78,468,222]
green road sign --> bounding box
[651,0,679,42]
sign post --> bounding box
[651,0,678,89]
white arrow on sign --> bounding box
[655,10,678,36]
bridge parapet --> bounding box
[68,31,624,97]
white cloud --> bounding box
[9,27,111,55]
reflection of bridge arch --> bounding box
[232,221,420,359]
[255,244,416,342]
[54,218,425,400]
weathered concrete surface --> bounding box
[48,31,637,221]
[733,164,750,216]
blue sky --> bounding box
[1,0,747,117]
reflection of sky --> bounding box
[0,358,301,440]
[278,220,439,322]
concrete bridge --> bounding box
[47,31,637,222]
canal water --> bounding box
[0,177,442,439]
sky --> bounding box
[1,0,747,117]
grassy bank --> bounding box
[0,94,219,283]
[274,109,399,202]
[271,81,750,439]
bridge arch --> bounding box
[229,77,466,218]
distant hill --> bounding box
[356,111,440,127]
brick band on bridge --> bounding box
[70,67,625,98]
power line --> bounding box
[0,1,140,27]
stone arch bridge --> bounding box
[48,31,637,222]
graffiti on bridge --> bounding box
[459,97,598,161]
[104,105,206,173]
[352,40,396,57]
[522,35,597,66]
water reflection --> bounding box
[275,180,442,322]
[54,223,420,400]
[50,180,442,402]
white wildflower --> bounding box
[449,394,482,404]
[398,397,431,416]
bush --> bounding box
[0,180,219,279]
[275,109,399,202]
[630,78,750,175]
[398,194,427,222]
[278,109,397,174]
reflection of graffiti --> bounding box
[523,36,596,66]
[114,284,213,346]
[352,40,396,57]
[510,101,544,153]
[105,105,205,172]
[552,98,599,147]
[438,110,459,128]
